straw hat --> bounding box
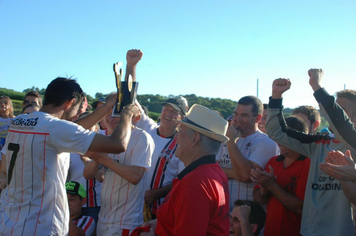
[175,104,229,143]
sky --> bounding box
[1,0,355,109]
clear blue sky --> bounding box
[1,1,355,108]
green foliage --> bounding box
[0,88,26,100]
[148,111,160,122]
[12,100,23,116]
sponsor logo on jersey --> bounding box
[12,117,39,126]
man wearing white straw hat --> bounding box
[139,104,230,236]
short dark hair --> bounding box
[336,89,356,101]
[234,200,266,236]
[292,105,321,127]
[21,103,41,114]
[24,91,43,106]
[237,96,263,116]
[43,77,84,107]
[285,116,309,133]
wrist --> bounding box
[310,83,322,92]
[271,92,283,99]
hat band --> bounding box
[182,117,213,133]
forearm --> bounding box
[227,141,254,182]
[100,156,145,185]
[83,160,100,180]
[151,184,173,199]
[253,188,270,205]
[340,181,356,205]
[221,167,239,180]
[74,103,111,129]
[125,64,137,82]
[267,183,303,214]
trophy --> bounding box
[112,61,139,117]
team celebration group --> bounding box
[0,49,356,236]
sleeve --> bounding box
[49,119,96,155]
[295,158,310,201]
[266,96,330,158]
[81,216,95,236]
[248,136,279,169]
[135,101,158,134]
[314,88,356,152]
[131,131,154,170]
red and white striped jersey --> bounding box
[73,215,95,236]
[0,112,95,236]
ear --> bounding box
[132,114,141,125]
[191,132,201,147]
[255,114,263,123]
[312,120,320,132]
[64,98,76,110]
[81,197,87,206]
[251,223,258,234]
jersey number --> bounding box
[8,143,20,185]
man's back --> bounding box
[0,111,95,235]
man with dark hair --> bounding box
[23,90,42,107]
[230,200,266,236]
[292,105,321,134]
[267,75,355,235]
[217,95,279,212]
[0,77,138,235]
[252,116,310,236]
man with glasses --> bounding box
[22,91,42,108]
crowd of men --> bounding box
[0,49,356,236]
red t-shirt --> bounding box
[258,155,310,236]
[155,155,230,236]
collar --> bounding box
[156,127,176,138]
[177,155,216,180]
[276,154,307,162]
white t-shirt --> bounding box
[98,127,154,231]
[216,130,279,212]
[0,111,96,236]
[67,153,102,208]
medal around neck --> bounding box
[112,61,139,117]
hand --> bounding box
[226,121,241,143]
[126,49,143,67]
[121,104,140,118]
[144,189,157,206]
[141,219,158,234]
[83,151,108,164]
[272,78,291,99]
[235,205,251,224]
[308,68,324,92]
[104,93,117,111]
[250,165,276,189]
[320,150,356,182]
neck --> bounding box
[283,152,300,168]
[241,128,258,138]
[40,105,65,119]
[158,125,176,138]
[183,148,212,167]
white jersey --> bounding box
[67,153,102,208]
[98,127,154,233]
[216,130,279,212]
[0,111,95,236]
[135,110,185,213]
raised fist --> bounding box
[308,68,323,91]
[272,78,291,98]
[126,49,143,67]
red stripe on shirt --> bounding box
[34,135,48,235]
[9,130,49,135]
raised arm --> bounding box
[309,68,356,154]
[88,104,138,154]
[125,49,143,82]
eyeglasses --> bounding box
[23,100,38,106]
